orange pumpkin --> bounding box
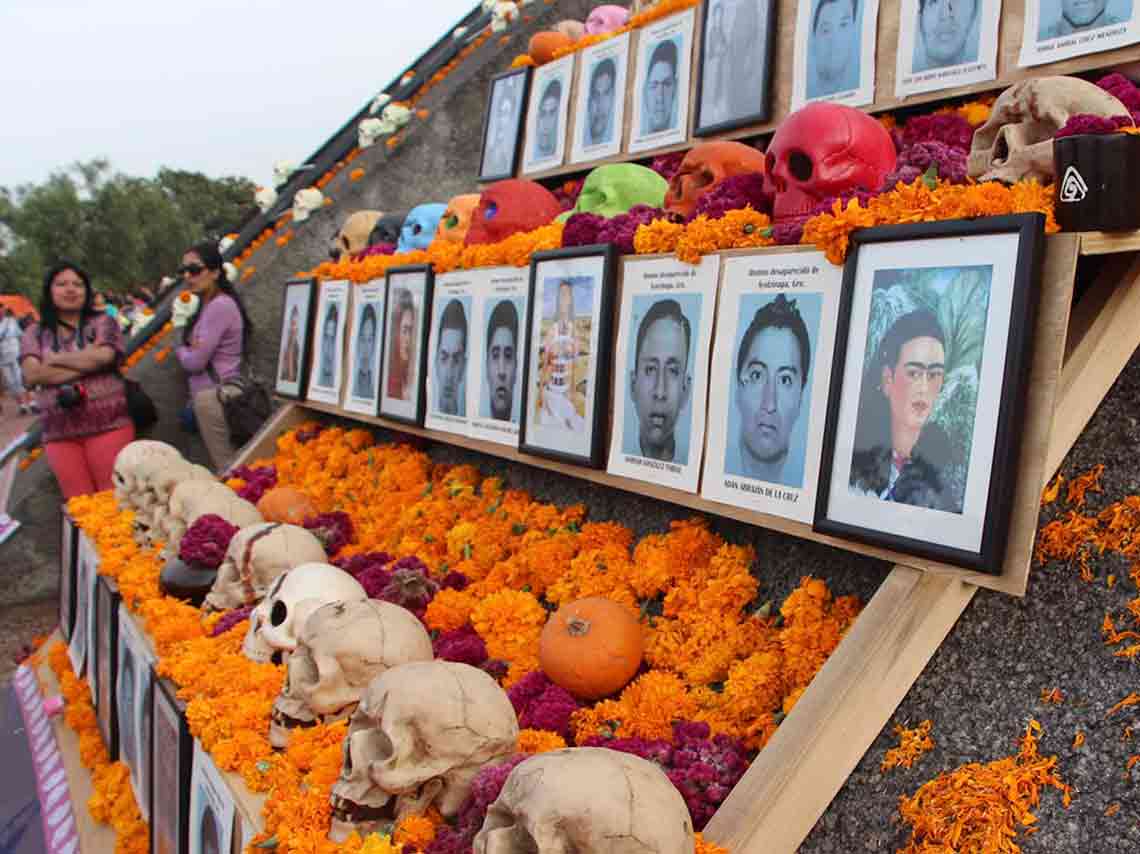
[527,30,573,65]
[539,597,643,700]
[256,487,316,525]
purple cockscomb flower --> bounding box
[179,515,240,569]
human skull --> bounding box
[585,4,630,34]
[465,180,563,246]
[573,164,669,219]
[474,748,695,854]
[967,77,1130,184]
[665,141,767,219]
[273,160,298,187]
[435,194,482,244]
[328,661,520,841]
[138,459,215,544]
[368,212,407,248]
[268,599,433,748]
[491,2,520,32]
[112,440,181,511]
[553,19,585,42]
[242,562,367,665]
[397,203,448,253]
[171,291,200,328]
[162,481,262,558]
[218,235,236,254]
[358,118,386,149]
[377,103,412,135]
[763,103,897,222]
[292,188,325,223]
[369,92,391,116]
[255,186,278,214]
[204,523,328,613]
[330,211,383,261]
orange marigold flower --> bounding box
[802,197,875,265]
[348,167,365,181]
[517,729,568,754]
[634,218,685,255]
[882,720,935,771]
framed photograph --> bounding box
[468,267,530,447]
[379,265,434,426]
[607,255,720,492]
[815,215,1046,572]
[94,576,120,761]
[1019,0,1138,66]
[694,0,778,135]
[522,54,575,174]
[520,244,617,468]
[792,0,880,109]
[343,280,386,416]
[275,278,317,399]
[569,31,631,164]
[59,511,77,642]
[480,67,531,181]
[189,741,235,854]
[895,0,999,96]
[306,279,351,406]
[425,272,475,437]
[67,532,93,678]
[628,8,697,153]
[151,677,192,854]
[119,606,156,822]
[702,251,844,522]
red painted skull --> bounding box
[763,103,897,221]
[664,141,767,219]
[465,179,563,246]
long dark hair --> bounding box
[39,261,96,338]
[182,241,254,350]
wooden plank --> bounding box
[1079,231,1140,256]
[701,566,976,854]
[227,402,309,472]
[1046,251,1140,477]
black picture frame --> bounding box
[519,244,618,469]
[151,676,192,854]
[478,66,532,182]
[813,214,1045,573]
[59,511,77,642]
[379,264,435,427]
[275,278,318,400]
[693,0,777,136]
[94,575,120,760]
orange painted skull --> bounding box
[664,141,767,219]
[435,194,481,244]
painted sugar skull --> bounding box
[331,211,383,261]
[585,4,630,34]
[397,204,447,253]
[436,194,481,243]
[368,212,407,248]
[268,599,433,748]
[571,164,669,218]
[204,522,328,612]
[968,77,1130,184]
[162,480,262,559]
[465,180,563,246]
[328,660,519,841]
[664,141,767,219]
[763,103,897,221]
[241,562,367,665]
[473,748,696,854]
[292,188,325,223]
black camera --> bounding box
[56,383,88,410]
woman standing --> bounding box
[19,263,135,498]
[174,241,253,473]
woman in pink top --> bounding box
[175,241,252,473]
[20,262,135,498]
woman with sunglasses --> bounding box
[174,241,253,472]
[19,262,135,498]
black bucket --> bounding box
[1053,132,1140,232]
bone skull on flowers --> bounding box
[474,748,696,854]
[112,440,181,512]
[328,660,519,842]
[763,103,897,221]
[204,523,328,613]
[162,480,262,560]
[242,562,367,665]
[143,459,215,538]
[268,599,433,749]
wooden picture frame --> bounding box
[94,575,120,761]
[380,264,435,427]
[814,214,1046,572]
[275,278,318,400]
[119,606,156,822]
[478,66,531,182]
[519,244,618,468]
[151,677,193,854]
[67,531,92,678]
[59,511,77,642]
[693,0,778,136]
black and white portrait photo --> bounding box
[343,281,386,416]
[570,33,630,163]
[468,268,529,446]
[1020,0,1138,65]
[702,252,843,523]
[380,266,432,426]
[895,0,998,96]
[190,742,235,854]
[629,8,695,153]
[695,0,777,134]
[307,279,350,406]
[276,279,316,399]
[67,536,91,676]
[484,299,520,422]
[118,608,155,820]
[793,0,878,108]
[95,577,119,757]
[426,273,474,437]
[480,68,530,181]
[118,636,137,777]
[522,55,574,174]
[152,679,191,854]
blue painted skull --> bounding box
[397,203,447,253]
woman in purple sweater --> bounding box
[175,241,253,472]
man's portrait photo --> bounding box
[351,303,380,402]
[641,38,680,134]
[433,297,469,417]
[1038,0,1131,39]
[533,78,563,160]
[913,0,981,70]
[585,58,617,147]
[622,296,697,464]
[482,298,520,422]
[316,303,338,389]
[697,0,775,131]
[536,277,592,432]
[118,642,137,775]
[481,71,525,179]
[197,802,220,854]
[807,0,862,99]
[726,293,819,488]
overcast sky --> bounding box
[1,0,477,190]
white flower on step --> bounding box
[254,186,277,213]
[171,292,200,329]
[223,262,238,283]
[218,235,235,254]
[292,188,325,223]
[369,92,391,115]
[272,160,298,187]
